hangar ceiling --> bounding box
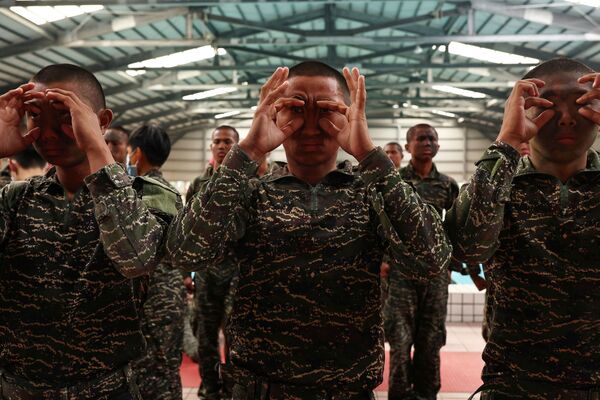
[0,0,598,142]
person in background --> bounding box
[384,141,404,169]
[8,146,46,181]
[127,123,185,400]
[385,123,459,400]
[104,126,129,165]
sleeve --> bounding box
[361,148,452,281]
[84,163,174,278]
[445,141,520,264]
[0,181,28,250]
[166,144,258,272]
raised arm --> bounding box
[318,67,451,279]
[167,67,301,271]
[446,78,555,263]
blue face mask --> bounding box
[125,153,137,176]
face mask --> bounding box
[125,153,137,176]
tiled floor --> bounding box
[182,323,485,400]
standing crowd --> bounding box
[0,56,598,400]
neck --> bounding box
[287,159,337,185]
[55,162,91,200]
[410,159,433,178]
[137,160,157,177]
[529,149,588,183]
[15,168,45,181]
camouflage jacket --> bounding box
[185,164,215,202]
[446,141,600,386]
[0,164,178,389]
[0,165,10,189]
[167,145,451,390]
[399,162,459,216]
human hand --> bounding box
[239,67,304,160]
[316,67,375,162]
[0,83,41,157]
[576,72,600,125]
[44,88,114,172]
[497,79,554,150]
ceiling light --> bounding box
[128,46,227,69]
[183,87,238,101]
[250,105,257,111]
[410,104,420,109]
[392,104,400,109]
[442,42,539,64]
[431,110,458,118]
[125,70,146,77]
[10,5,103,25]
[466,68,491,77]
[215,110,241,119]
[432,85,487,99]
[566,0,600,6]
[457,117,465,123]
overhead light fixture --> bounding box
[410,104,420,109]
[565,0,600,6]
[250,105,257,111]
[432,85,487,99]
[128,46,227,69]
[431,109,458,118]
[125,70,146,77]
[457,117,465,123]
[215,110,241,119]
[466,68,491,77]
[10,5,103,25]
[392,104,400,109]
[182,87,238,101]
[441,42,539,64]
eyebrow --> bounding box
[541,88,587,98]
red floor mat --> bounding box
[180,351,484,393]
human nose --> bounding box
[557,104,577,127]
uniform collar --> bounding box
[404,161,439,180]
[516,149,600,177]
[265,160,355,184]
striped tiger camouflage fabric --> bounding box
[167,144,451,394]
[446,141,600,395]
[0,163,176,391]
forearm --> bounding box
[167,145,257,271]
[445,141,519,263]
[361,148,451,280]
[85,164,168,278]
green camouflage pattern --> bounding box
[132,169,186,400]
[190,163,239,400]
[167,144,451,391]
[0,163,174,390]
[446,141,600,388]
[384,162,458,400]
[186,164,214,202]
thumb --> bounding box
[22,127,40,145]
[318,113,347,137]
[279,117,303,136]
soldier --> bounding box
[0,64,179,399]
[126,123,185,400]
[167,61,451,399]
[104,126,129,165]
[384,141,404,169]
[185,125,239,202]
[8,146,46,180]
[446,58,600,399]
[186,125,240,400]
[384,123,459,400]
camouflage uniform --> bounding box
[446,142,600,399]
[188,164,238,400]
[384,162,458,400]
[0,166,10,189]
[132,169,185,400]
[0,164,178,399]
[167,145,451,398]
